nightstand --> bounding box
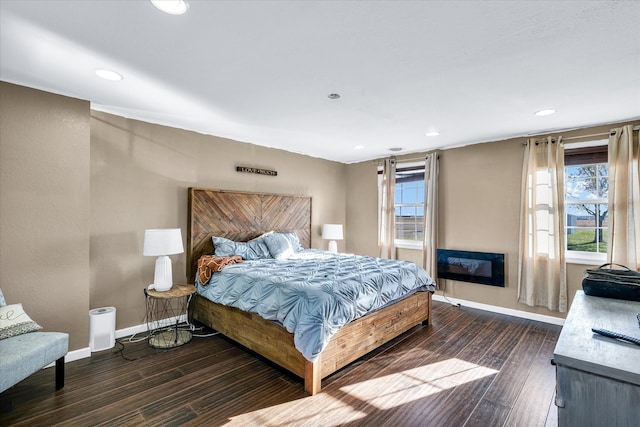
[144,284,196,349]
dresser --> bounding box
[553,291,640,426]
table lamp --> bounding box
[143,228,184,291]
[322,224,343,253]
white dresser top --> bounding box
[554,291,640,385]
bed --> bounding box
[187,188,435,395]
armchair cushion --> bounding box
[0,331,68,393]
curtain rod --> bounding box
[374,154,439,165]
[563,131,608,141]
[559,124,640,141]
[523,133,603,145]
[523,124,640,146]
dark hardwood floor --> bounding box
[0,301,561,426]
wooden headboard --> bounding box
[187,188,312,283]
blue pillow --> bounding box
[263,232,302,260]
[0,288,6,307]
[211,235,271,260]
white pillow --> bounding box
[0,303,43,340]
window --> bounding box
[564,141,608,260]
[395,167,425,243]
[379,162,425,247]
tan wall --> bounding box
[345,161,379,257]
[345,120,640,320]
[0,82,91,349]
[90,111,346,331]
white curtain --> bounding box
[379,158,396,259]
[518,137,567,312]
[422,153,438,279]
[608,125,640,270]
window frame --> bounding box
[564,139,608,264]
[378,161,426,249]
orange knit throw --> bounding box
[197,255,243,284]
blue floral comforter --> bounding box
[196,249,435,361]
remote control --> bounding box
[591,328,640,347]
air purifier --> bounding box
[89,307,116,352]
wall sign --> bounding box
[236,166,278,177]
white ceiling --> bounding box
[1,1,639,164]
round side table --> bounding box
[144,284,196,349]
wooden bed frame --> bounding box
[187,188,432,395]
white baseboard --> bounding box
[432,294,565,326]
[47,314,188,367]
[63,347,92,363]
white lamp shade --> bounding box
[322,224,344,240]
[143,228,184,256]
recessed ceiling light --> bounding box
[354,145,364,150]
[389,147,403,152]
[425,131,440,137]
[328,93,341,99]
[534,109,556,116]
[150,0,189,15]
[95,69,123,81]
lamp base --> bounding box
[152,255,173,291]
[328,240,338,253]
